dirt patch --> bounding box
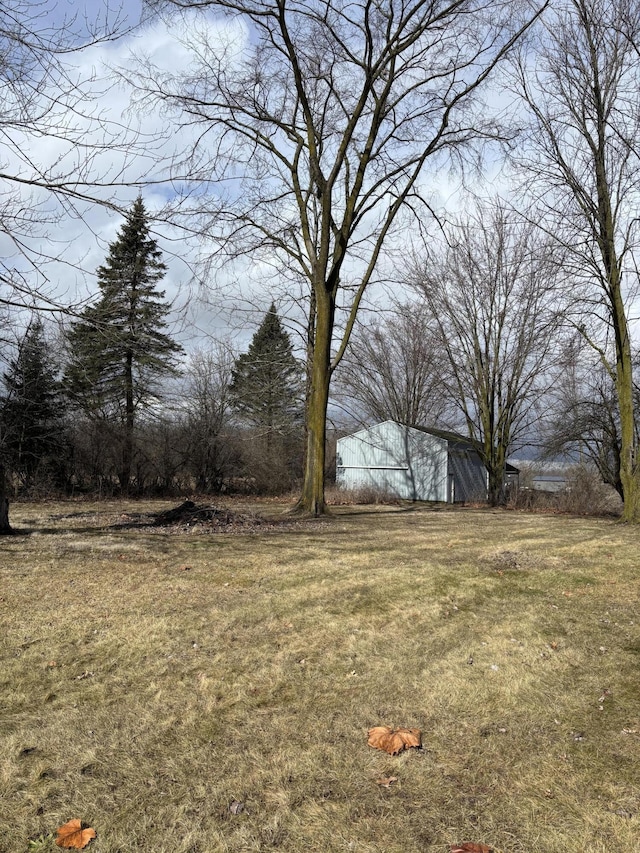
[481,548,564,573]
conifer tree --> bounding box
[2,317,67,492]
[229,304,303,491]
[65,196,183,493]
[230,303,303,440]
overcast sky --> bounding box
[6,0,510,357]
[1,1,571,360]
[1,2,239,349]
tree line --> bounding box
[0,200,306,524]
[2,0,640,522]
[2,194,636,521]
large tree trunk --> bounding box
[0,464,13,534]
[613,290,640,522]
[292,289,334,516]
[487,463,506,507]
[597,165,640,522]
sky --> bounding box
[4,0,501,359]
[4,0,637,368]
[1,1,249,350]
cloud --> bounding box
[0,3,255,350]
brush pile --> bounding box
[152,500,263,531]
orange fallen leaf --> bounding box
[55,819,96,849]
[367,725,421,755]
[450,844,493,853]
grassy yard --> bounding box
[1,500,639,853]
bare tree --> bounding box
[333,303,448,428]
[544,336,640,499]
[182,344,237,493]
[544,337,624,496]
[410,200,562,506]
[512,0,640,521]
[136,0,547,515]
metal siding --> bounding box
[447,448,488,502]
[336,421,448,501]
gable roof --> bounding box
[410,424,476,447]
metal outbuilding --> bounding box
[336,420,490,503]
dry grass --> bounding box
[1,499,639,853]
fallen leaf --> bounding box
[450,844,493,853]
[376,775,398,787]
[55,819,96,849]
[367,725,421,755]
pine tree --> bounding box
[65,196,183,493]
[230,304,303,491]
[2,317,67,492]
[230,303,303,438]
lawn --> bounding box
[1,500,639,853]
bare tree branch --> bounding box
[511,0,640,520]
[136,0,547,514]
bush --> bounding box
[556,465,621,516]
[508,465,621,517]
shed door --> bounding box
[448,473,455,503]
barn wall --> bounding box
[447,447,488,502]
[336,421,448,501]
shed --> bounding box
[336,421,489,503]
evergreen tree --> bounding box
[230,303,303,438]
[230,304,304,492]
[65,196,183,492]
[1,317,67,492]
